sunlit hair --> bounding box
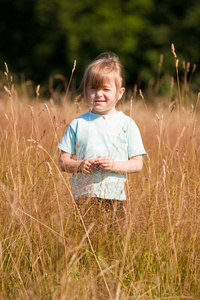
[83,52,125,99]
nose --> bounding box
[96,89,103,97]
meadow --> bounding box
[0,59,200,299]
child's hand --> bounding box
[95,156,114,172]
[79,159,97,173]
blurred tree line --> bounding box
[0,0,200,94]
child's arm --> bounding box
[58,151,96,174]
[95,155,143,174]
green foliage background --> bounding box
[0,0,200,91]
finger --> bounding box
[85,162,92,168]
[102,164,109,170]
[83,167,91,173]
[84,170,90,174]
[99,159,108,165]
[88,159,95,164]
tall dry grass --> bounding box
[0,57,200,299]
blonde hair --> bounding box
[83,52,125,99]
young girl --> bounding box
[58,52,146,232]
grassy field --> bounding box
[0,62,200,299]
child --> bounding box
[58,52,146,232]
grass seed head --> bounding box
[171,43,177,58]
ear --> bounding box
[118,87,125,100]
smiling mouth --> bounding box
[95,100,106,103]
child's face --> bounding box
[86,76,125,115]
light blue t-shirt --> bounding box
[58,111,146,200]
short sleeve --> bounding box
[57,124,76,154]
[127,119,146,158]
